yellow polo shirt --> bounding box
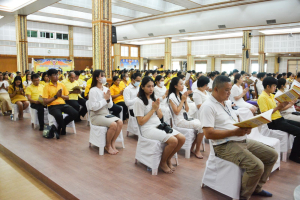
[164,77,171,89]
[25,84,44,101]
[42,82,69,106]
[63,80,81,100]
[22,76,26,82]
[79,74,86,80]
[84,84,91,98]
[77,78,84,86]
[87,77,92,86]
[40,81,49,86]
[119,80,130,89]
[158,68,164,71]
[110,84,124,104]
[257,91,282,120]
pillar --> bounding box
[113,43,120,70]
[15,15,28,73]
[242,30,251,73]
[164,37,172,70]
[187,41,194,71]
[68,26,74,69]
[211,57,215,72]
[139,57,144,70]
[275,56,279,73]
[258,35,265,72]
[92,0,112,78]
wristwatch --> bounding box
[54,95,58,99]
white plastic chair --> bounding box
[201,140,243,200]
[12,103,31,121]
[48,110,76,134]
[126,108,139,137]
[135,119,178,175]
[238,108,281,172]
[30,107,49,129]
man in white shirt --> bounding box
[249,72,257,90]
[200,75,278,200]
[192,72,203,91]
[256,72,266,96]
[124,72,141,117]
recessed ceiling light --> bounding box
[182,32,243,41]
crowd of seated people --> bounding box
[2,66,300,199]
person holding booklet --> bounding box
[25,74,46,131]
[200,75,278,200]
[257,76,300,164]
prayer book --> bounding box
[292,85,300,94]
[38,96,45,106]
[234,109,273,128]
[275,88,300,103]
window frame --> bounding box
[27,30,38,38]
[221,60,235,74]
[194,60,207,73]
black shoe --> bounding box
[51,125,60,139]
[253,190,273,197]
[39,128,44,131]
[289,155,300,163]
[61,128,66,135]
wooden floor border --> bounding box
[0,143,78,200]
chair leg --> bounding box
[202,139,205,152]
[127,131,129,137]
[135,159,138,164]
[122,140,125,149]
[152,168,158,175]
[73,122,76,134]
[175,157,179,166]
[281,152,287,162]
[89,142,91,147]
[185,149,191,158]
[99,147,104,155]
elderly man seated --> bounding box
[200,75,278,200]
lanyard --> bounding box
[218,102,237,122]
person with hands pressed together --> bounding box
[42,69,78,137]
[133,76,185,173]
[200,75,278,200]
[123,72,141,117]
[25,74,45,131]
[258,76,300,164]
[0,72,12,115]
[87,70,123,155]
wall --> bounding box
[0,55,17,72]
[74,57,93,71]
[148,59,164,70]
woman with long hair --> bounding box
[0,72,12,115]
[230,73,257,113]
[23,74,32,88]
[134,76,185,173]
[87,70,123,155]
[40,72,50,86]
[8,76,29,119]
[154,75,171,123]
[168,77,203,159]
[110,76,129,120]
[119,72,130,89]
[3,72,9,81]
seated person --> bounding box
[164,72,172,90]
[291,71,300,89]
[191,72,202,91]
[25,74,45,131]
[42,69,78,136]
[8,76,29,119]
[201,75,278,200]
[168,77,204,159]
[154,75,171,123]
[124,72,141,117]
[193,76,210,120]
[207,72,217,94]
[230,73,257,113]
[0,72,12,115]
[258,76,300,164]
[110,76,128,120]
[23,74,32,88]
[40,72,50,86]
[256,72,266,96]
[134,76,185,173]
[178,74,197,117]
[87,70,123,155]
[119,72,130,89]
[64,72,87,122]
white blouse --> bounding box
[154,85,168,105]
[23,80,32,87]
[0,80,9,94]
[168,93,186,124]
[87,86,113,112]
[193,89,209,106]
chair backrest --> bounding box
[253,80,258,99]
[208,139,215,156]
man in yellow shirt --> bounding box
[64,72,87,122]
[257,76,300,163]
[25,73,45,131]
[22,70,30,82]
[158,65,164,71]
[43,69,78,137]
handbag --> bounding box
[183,112,194,121]
[43,125,59,139]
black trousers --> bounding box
[31,103,46,129]
[65,98,87,121]
[116,101,128,120]
[48,104,78,132]
[108,103,122,118]
[268,117,300,157]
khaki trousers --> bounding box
[213,139,278,199]
[0,93,12,114]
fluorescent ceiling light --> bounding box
[129,39,178,45]
[181,32,243,40]
[197,55,207,57]
[0,0,37,12]
[225,54,236,55]
[259,28,300,35]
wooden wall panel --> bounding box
[74,57,93,71]
[0,56,17,72]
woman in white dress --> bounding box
[207,72,217,94]
[168,77,203,159]
[231,73,257,113]
[154,75,171,124]
[134,76,185,174]
[23,74,32,88]
[87,70,123,155]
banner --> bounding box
[120,59,139,69]
[33,59,74,72]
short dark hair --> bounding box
[277,78,286,90]
[47,69,58,77]
[74,71,80,76]
[234,73,242,84]
[263,76,278,89]
[131,72,141,80]
[297,72,300,78]
[178,74,185,80]
[277,74,283,79]
[31,73,40,80]
[287,72,292,78]
[212,75,231,90]
[221,71,227,76]
[241,71,246,75]
[197,76,210,88]
[208,72,216,78]
[282,73,287,77]
[233,69,239,73]
[257,72,267,79]
[252,71,257,75]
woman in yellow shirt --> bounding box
[110,76,128,120]
[40,72,50,86]
[119,72,131,89]
[164,71,172,89]
[8,76,30,119]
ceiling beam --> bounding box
[112,0,164,15]
[164,0,201,9]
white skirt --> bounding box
[141,126,180,143]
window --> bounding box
[251,60,267,73]
[40,32,54,39]
[56,33,62,39]
[63,34,68,40]
[121,46,129,57]
[27,30,38,38]
[195,61,207,73]
[172,61,181,71]
[131,47,138,57]
[221,60,235,74]
[56,33,68,40]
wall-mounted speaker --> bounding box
[246,50,249,59]
[277,57,280,63]
[112,26,117,44]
